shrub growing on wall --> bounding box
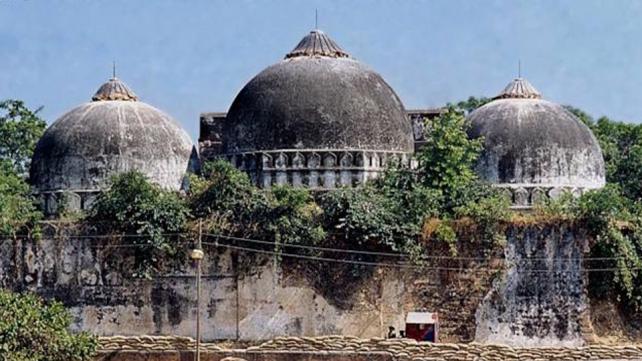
[0,290,97,361]
[89,171,190,278]
[189,160,325,252]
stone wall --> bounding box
[476,224,590,347]
[0,223,591,346]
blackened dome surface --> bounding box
[467,80,605,188]
[31,79,193,192]
[223,31,413,154]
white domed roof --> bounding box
[30,77,193,193]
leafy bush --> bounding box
[573,186,642,309]
[455,96,491,114]
[89,171,190,278]
[0,161,41,236]
[263,186,325,250]
[320,185,402,251]
[190,160,257,219]
[0,290,97,361]
[190,160,325,252]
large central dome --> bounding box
[223,29,413,154]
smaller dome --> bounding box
[31,76,194,213]
[467,77,605,205]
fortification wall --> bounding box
[0,223,591,346]
[476,224,590,346]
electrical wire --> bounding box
[0,230,635,267]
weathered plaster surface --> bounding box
[467,99,605,190]
[475,224,590,347]
[0,224,590,346]
[30,100,194,214]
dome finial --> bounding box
[315,9,318,30]
[285,29,350,59]
[92,74,138,102]
[112,60,116,79]
[494,77,541,100]
[518,59,521,78]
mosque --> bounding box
[29,29,606,214]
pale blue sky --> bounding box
[1,0,641,140]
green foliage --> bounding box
[0,290,97,361]
[89,171,190,278]
[190,160,325,250]
[572,186,642,308]
[0,100,46,175]
[415,106,484,207]
[565,106,642,202]
[455,96,491,114]
[374,165,443,226]
[320,185,402,251]
[0,161,41,236]
[593,117,642,201]
[453,182,511,246]
[190,160,257,219]
[319,107,507,258]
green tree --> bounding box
[0,161,41,236]
[455,96,491,114]
[0,100,47,175]
[0,290,97,361]
[415,106,484,208]
[89,171,190,278]
[592,117,642,201]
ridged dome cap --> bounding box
[91,77,138,101]
[493,78,541,100]
[285,29,350,59]
[467,77,605,189]
[30,77,193,193]
[224,29,413,154]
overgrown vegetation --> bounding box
[189,160,325,253]
[88,171,190,278]
[0,290,97,361]
[0,100,45,237]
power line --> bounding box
[205,241,642,274]
[0,230,634,262]
[203,232,629,262]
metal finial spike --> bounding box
[315,9,318,29]
[112,61,116,79]
[518,59,521,78]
